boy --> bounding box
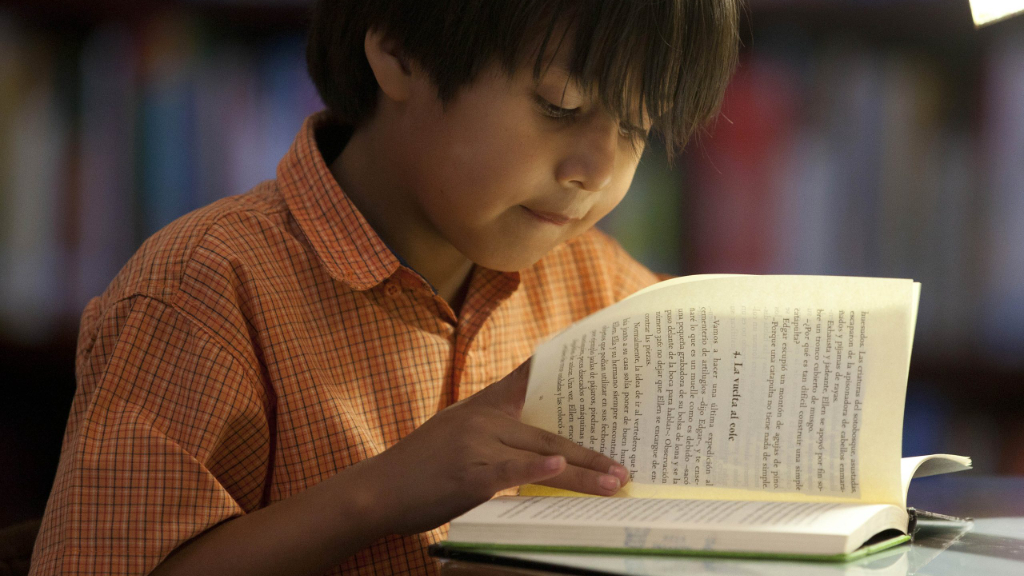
[31,0,738,574]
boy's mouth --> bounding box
[521,206,580,226]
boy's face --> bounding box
[383,42,649,272]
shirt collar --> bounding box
[277,112,522,312]
[277,112,401,291]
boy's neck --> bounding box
[329,125,475,314]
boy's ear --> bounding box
[364,28,414,103]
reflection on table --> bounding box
[437,476,1024,576]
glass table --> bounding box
[437,475,1024,575]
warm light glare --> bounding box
[970,0,1024,26]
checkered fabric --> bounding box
[30,112,661,575]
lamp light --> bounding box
[970,0,1024,26]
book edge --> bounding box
[434,533,910,563]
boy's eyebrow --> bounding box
[532,66,584,101]
[556,74,582,103]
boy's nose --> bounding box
[554,117,618,192]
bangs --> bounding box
[507,0,742,156]
[309,0,740,156]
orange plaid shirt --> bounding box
[30,112,660,575]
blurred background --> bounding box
[0,0,1021,528]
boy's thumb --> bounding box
[478,360,531,416]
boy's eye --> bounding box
[618,123,645,139]
[535,93,648,144]
[535,95,579,120]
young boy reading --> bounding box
[30,1,739,574]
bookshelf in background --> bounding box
[1,0,1022,528]
[0,2,320,342]
[669,1,1024,473]
[0,1,320,527]
[604,0,1024,475]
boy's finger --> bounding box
[489,452,566,492]
[500,424,629,485]
[475,360,531,416]
[534,463,623,497]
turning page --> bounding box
[521,275,919,507]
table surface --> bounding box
[437,475,1024,576]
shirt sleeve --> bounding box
[30,295,272,576]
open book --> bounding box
[438,275,971,561]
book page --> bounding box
[449,496,909,555]
[899,454,972,506]
[522,276,918,507]
[475,497,866,529]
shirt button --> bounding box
[384,282,402,297]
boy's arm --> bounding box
[152,362,628,576]
[33,295,624,576]
[30,296,273,576]
[150,454,388,576]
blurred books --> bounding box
[606,26,1024,374]
[0,10,323,341]
[0,0,1022,476]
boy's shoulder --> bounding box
[86,179,660,335]
[94,182,293,309]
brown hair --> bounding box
[307,0,740,156]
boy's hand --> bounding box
[364,361,630,536]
